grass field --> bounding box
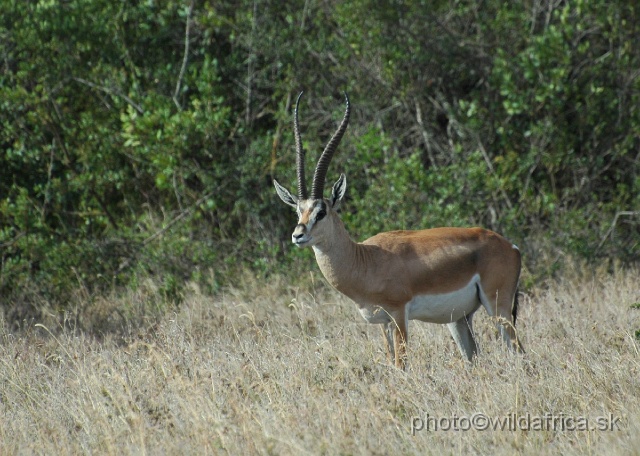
[1,265,639,455]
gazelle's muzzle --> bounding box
[292,223,311,246]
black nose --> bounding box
[293,224,306,239]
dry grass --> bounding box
[1,266,639,455]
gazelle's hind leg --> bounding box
[478,284,525,353]
[447,314,478,361]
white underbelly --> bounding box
[407,274,481,324]
[358,306,394,324]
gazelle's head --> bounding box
[273,92,350,248]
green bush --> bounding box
[1,0,638,329]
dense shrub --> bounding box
[1,0,638,325]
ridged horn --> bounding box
[310,92,350,199]
[294,92,308,200]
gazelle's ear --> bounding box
[330,174,347,209]
[273,179,298,208]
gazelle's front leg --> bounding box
[394,314,408,370]
[381,323,395,364]
[381,307,408,370]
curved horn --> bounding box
[310,92,350,199]
[294,92,308,200]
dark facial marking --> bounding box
[315,201,327,221]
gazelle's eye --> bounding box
[316,210,326,221]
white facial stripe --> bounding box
[297,200,326,228]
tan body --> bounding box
[274,92,524,369]
[315,223,519,314]
[312,207,522,368]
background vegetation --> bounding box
[1,0,639,328]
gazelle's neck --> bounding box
[311,216,364,294]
